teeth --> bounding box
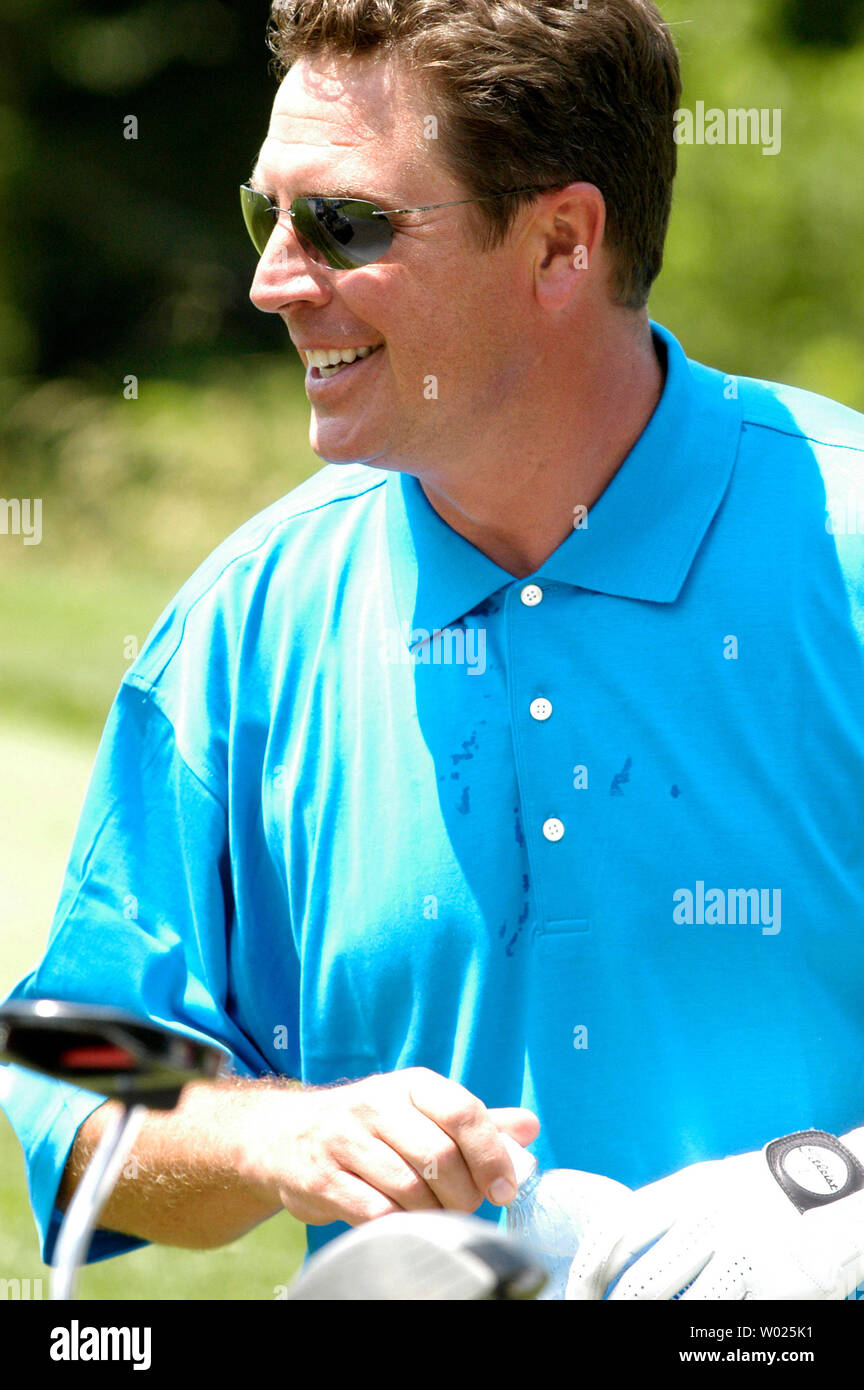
[305,345,379,368]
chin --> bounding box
[309,428,393,469]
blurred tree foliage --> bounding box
[0,0,861,388]
[0,0,279,380]
[0,0,861,385]
[777,0,864,48]
[649,0,864,404]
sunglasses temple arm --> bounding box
[381,188,547,217]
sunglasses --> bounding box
[240,183,551,270]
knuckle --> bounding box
[349,1100,377,1128]
[453,1188,483,1214]
[344,1089,379,1126]
[427,1142,457,1174]
[396,1170,429,1201]
[364,1199,401,1223]
[404,1066,436,1085]
[447,1093,485,1131]
[303,1159,333,1199]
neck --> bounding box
[418,313,665,579]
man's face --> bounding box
[248,53,538,473]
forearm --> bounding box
[56,1077,298,1250]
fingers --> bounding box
[269,1069,541,1229]
[370,1110,484,1213]
[301,1169,406,1226]
[488,1107,542,1149]
[593,1183,683,1293]
[677,1254,748,1300]
[564,1183,640,1299]
[282,1132,447,1226]
[607,1216,715,1300]
[405,1069,527,1206]
[566,1223,624,1300]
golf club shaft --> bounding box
[51,1103,146,1300]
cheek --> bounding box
[360,255,513,385]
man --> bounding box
[3,0,864,1300]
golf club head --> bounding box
[287,1211,548,1300]
[0,999,226,1108]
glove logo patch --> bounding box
[783,1145,849,1196]
[765,1130,864,1213]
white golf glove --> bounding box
[566,1129,864,1301]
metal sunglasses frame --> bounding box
[240,182,554,264]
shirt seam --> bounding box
[740,418,864,452]
[122,680,229,814]
[134,474,389,690]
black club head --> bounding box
[0,999,225,1109]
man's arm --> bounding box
[57,1078,290,1248]
[57,1068,540,1249]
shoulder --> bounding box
[186,460,389,579]
[733,372,864,454]
[729,375,864,540]
[126,462,388,690]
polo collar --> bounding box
[385,321,742,642]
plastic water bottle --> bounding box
[500,1135,592,1300]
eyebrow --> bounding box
[248,165,407,209]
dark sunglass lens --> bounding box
[313,199,356,249]
[292,198,359,270]
[305,198,394,269]
[240,186,396,269]
[240,186,278,256]
[289,197,343,267]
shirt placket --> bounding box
[505,579,588,934]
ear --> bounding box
[532,182,606,310]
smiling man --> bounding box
[3,0,864,1302]
[243,45,664,579]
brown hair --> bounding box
[267,0,681,309]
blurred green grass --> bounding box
[0,562,173,735]
[0,357,318,575]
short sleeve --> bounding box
[0,678,269,1265]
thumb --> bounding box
[489,1107,541,1148]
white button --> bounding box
[521,584,543,607]
[530,697,552,721]
[542,818,565,841]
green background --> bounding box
[1,0,863,1297]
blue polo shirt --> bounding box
[3,321,864,1274]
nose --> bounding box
[249,218,330,313]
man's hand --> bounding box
[566,1133,864,1300]
[236,1067,540,1227]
